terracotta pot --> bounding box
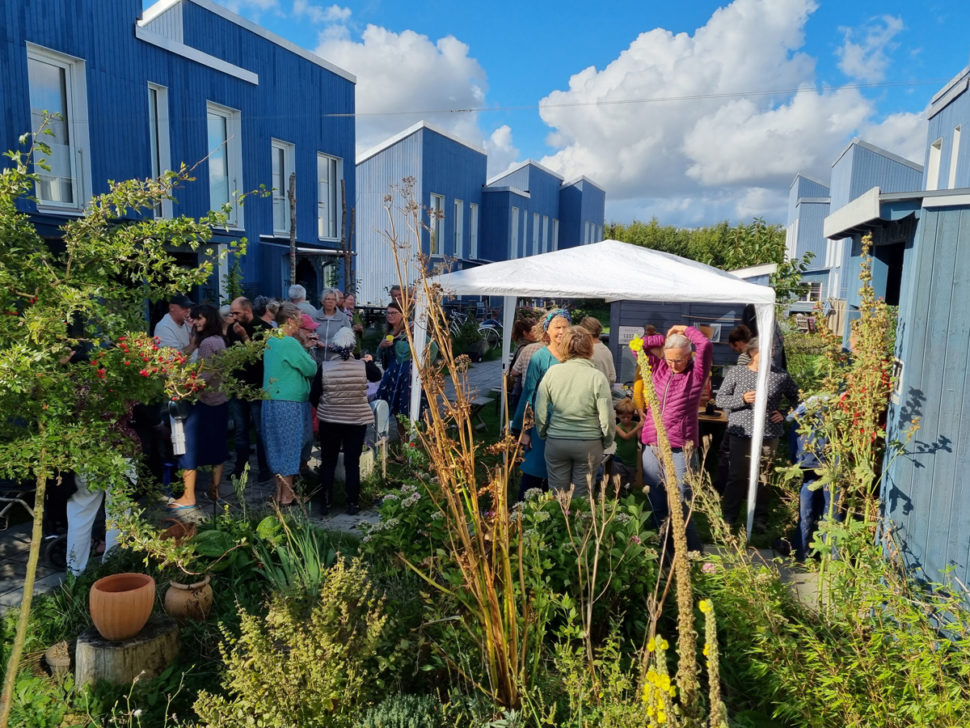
[164,575,213,622]
[89,573,155,641]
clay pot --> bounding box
[89,573,155,641]
[164,575,213,622]
[159,518,197,545]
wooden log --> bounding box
[75,614,179,685]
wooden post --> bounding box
[288,172,297,285]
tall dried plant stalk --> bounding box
[380,183,533,709]
[632,346,700,710]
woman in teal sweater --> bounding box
[261,302,318,505]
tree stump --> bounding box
[75,613,179,685]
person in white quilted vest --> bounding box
[316,327,382,515]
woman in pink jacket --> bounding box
[640,325,712,553]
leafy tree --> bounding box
[0,127,242,726]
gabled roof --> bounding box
[561,175,606,193]
[140,0,356,82]
[486,159,564,187]
[929,64,970,118]
[789,172,829,191]
[831,138,923,173]
[356,120,486,166]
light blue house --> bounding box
[0,0,356,306]
[784,174,830,305]
[355,121,488,306]
[787,142,922,312]
[355,125,606,305]
[824,64,970,593]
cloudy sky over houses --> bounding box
[197,0,970,226]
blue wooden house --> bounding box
[784,174,830,306]
[786,142,922,315]
[354,125,606,306]
[0,0,356,305]
[354,121,488,306]
[824,64,970,591]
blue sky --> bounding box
[187,0,970,226]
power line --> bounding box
[325,77,948,118]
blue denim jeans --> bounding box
[229,398,268,478]
[797,471,840,561]
[642,445,704,553]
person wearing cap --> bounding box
[154,294,198,361]
[261,302,319,506]
[716,336,800,529]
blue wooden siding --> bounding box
[421,128,486,261]
[0,0,356,300]
[883,205,970,589]
[830,141,923,209]
[792,199,830,272]
[926,75,970,189]
[786,173,828,223]
[355,130,425,305]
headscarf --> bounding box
[543,308,571,330]
[328,326,357,361]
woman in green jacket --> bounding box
[262,302,318,505]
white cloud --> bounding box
[836,15,905,83]
[534,0,920,225]
[860,109,927,165]
[292,1,350,25]
[317,26,488,154]
[484,125,519,177]
[220,0,281,17]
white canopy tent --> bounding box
[408,239,776,537]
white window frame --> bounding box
[26,43,92,211]
[206,101,243,228]
[317,153,343,241]
[927,138,943,191]
[510,206,519,258]
[532,212,540,255]
[542,215,549,252]
[552,218,559,251]
[521,208,528,257]
[271,139,295,235]
[147,83,172,218]
[948,126,961,190]
[430,193,445,255]
[469,202,479,259]
[453,199,463,257]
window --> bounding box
[453,199,463,257]
[542,215,549,252]
[27,43,91,209]
[271,139,295,234]
[799,281,823,303]
[532,212,540,255]
[510,206,520,258]
[317,153,343,240]
[469,202,479,259]
[927,138,943,191]
[948,126,961,189]
[207,102,243,227]
[552,219,559,250]
[521,209,527,257]
[147,84,172,218]
[430,193,444,255]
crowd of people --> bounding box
[66,288,830,573]
[510,314,830,560]
[153,284,402,520]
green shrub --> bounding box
[354,693,445,728]
[194,557,400,727]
